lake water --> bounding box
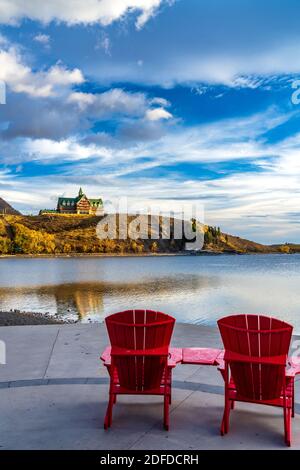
[0,254,300,331]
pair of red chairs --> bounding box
[101,309,299,446]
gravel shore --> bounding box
[0,310,69,326]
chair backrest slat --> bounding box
[218,314,292,401]
[231,315,252,397]
[106,309,175,391]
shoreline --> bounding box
[2,310,300,335]
[0,252,236,259]
[0,252,191,259]
[0,310,75,326]
[0,250,293,260]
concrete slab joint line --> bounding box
[43,328,60,379]
[0,374,299,414]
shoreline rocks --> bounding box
[0,310,73,326]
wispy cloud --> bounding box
[0,0,169,29]
[33,33,51,48]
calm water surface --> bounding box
[0,254,300,331]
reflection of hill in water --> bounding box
[0,275,220,321]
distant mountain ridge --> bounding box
[0,197,21,216]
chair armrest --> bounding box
[100,346,182,367]
[110,346,169,357]
[216,350,225,371]
[286,357,300,377]
[168,347,183,367]
[224,351,287,366]
[100,346,111,365]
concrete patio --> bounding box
[0,322,300,450]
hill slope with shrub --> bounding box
[0,214,297,255]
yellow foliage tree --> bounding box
[0,236,12,254]
[63,243,72,253]
[279,244,290,254]
[13,223,56,254]
[150,241,158,253]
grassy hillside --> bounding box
[0,214,297,255]
[204,226,278,254]
[0,214,185,255]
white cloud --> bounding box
[191,86,209,96]
[68,91,96,108]
[95,33,111,55]
[46,64,84,86]
[0,0,166,29]
[101,36,111,55]
[0,44,84,97]
[92,88,146,115]
[68,88,163,121]
[69,88,151,118]
[228,76,266,89]
[23,138,112,161]
[150,97,170,107]
[34,33,50,46]
[145,107,172,121]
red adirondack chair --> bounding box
[217,314,296,446]
[101,309,181,430]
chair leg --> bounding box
[220,416,225,436]
[292,381,295,418]
[168,369,172,404]
[104,394,114,430]
[225,399,232,432]
[220,364,231,436]
[164,394,170,431]
[221,397,231,435]
[231,400,235,410]
[284,405,292,447]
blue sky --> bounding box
[0,0,300,243]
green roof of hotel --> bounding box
[57,188,103,206]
